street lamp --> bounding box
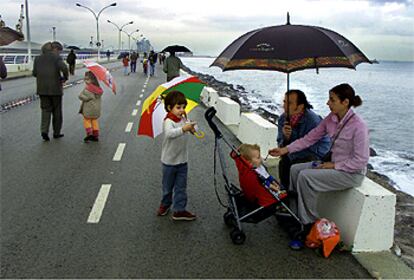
[76,2,117,61]
[107,20,133,53]
[122,29,139,53]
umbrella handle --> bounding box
[194,131,205,139]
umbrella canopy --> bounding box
[162,45,191,53]
[138,76,205,138]
[210,14,371,118]
[0,27,24,46]
[83,60,117,94]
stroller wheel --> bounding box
[230,229,246,245]
[223,211,236,227]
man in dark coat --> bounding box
[0,56,7,91]
[66,49,77,75]
[33,41,68,141]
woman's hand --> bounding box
[268,147,289,157]
[316,162,335,169]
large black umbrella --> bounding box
[0,27,24,46]
[162,45,191,53]
[211,14,371,90]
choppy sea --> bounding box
[182,57,414,197]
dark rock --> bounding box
[367,163,374,170]
[370,147,378,157]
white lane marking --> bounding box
[136,100,141,106]
[141,89,145,92]
[132,109,138,116]
[139,94,143,98]
[113,143,126,161]
[125,122,133,132]
[87,184,111,223]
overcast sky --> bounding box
[2,0,414,61]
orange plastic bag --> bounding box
[305,218,340,258]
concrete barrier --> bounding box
[215,97,240,126]
[200,87,219,107]
[318,177,396,252]
[237,112,277,158]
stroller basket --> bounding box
[205,107,303,245]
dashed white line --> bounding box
[143,84,147,88]
[132,109,138,116]
[141,89,145,92]
[139,94,143,98]
[125,122,133,132]
[113,143,126,161]
[87,184,112,223]
[136,100,141,106]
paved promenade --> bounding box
[1,63,371,278]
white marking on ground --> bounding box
[87,184,112,223]
[125,122,133,132]
[113,143,126,161]
[136,100,141,106]
[132,109,138,116]
[139,94,143,98]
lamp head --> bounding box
[110,3,117,6]
[75,3,81,7]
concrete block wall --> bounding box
[215,97,240,126]
[237,112,277,158]
[318,177,396,252]
[200,87,219,107]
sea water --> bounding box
[182,57,414,197]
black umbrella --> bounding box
[0,27,24,46]
[66,45,81,50]
[162,45,191,53]
[211,13,371,119]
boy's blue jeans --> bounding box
[161,163,188,212]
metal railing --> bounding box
[0,52,112,65]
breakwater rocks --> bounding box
[183,64,414,269]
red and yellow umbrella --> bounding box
[138,76,205,138]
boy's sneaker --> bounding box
[172,211,196,221]
[157,205,170,216]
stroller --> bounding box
[205,107,304,245]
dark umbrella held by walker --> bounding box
[0,27,24,46]
[162,45,191,53]
[210,13,371,119]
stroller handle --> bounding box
[204,107,222,138]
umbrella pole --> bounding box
[286,73,290,121]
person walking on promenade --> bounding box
[106,50,111,62]
[269,83,369,227]
[157,91,197,221]
[122,54,130,75]
[142,52,148,76]
[130,51,138,73]
[163,51,183,81]
[277,90,330,188]
[149,50,157,76]
[33,41,68,141]
[78,71,103,142]
[0,56,7,91]
[66,49,77,75]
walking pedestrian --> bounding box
[33,41,69,141]
[66,49,77,75]
[149,50,157,76]
[142,52,148,76]
[79,71,103,142]
[106,50,111,62]
[163,51,183,81]
[122,54,130,75]
[157,91,197,221]
[130,51,138,73]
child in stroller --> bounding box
[237,143,287,207]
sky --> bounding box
[2,0,414,61]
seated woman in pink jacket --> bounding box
[269,83,370,227]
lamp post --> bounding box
[24,0,32,66]
[52,26,56,41]
[122,29,139,53]
[107,20,133,53]
[76,2,117,61]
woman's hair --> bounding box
[330,83,362,108]
[163,90,187,111]
[239,143,260,161]
[84,71,100,87]
[286,89,313,109]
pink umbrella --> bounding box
[83,60,117,94]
